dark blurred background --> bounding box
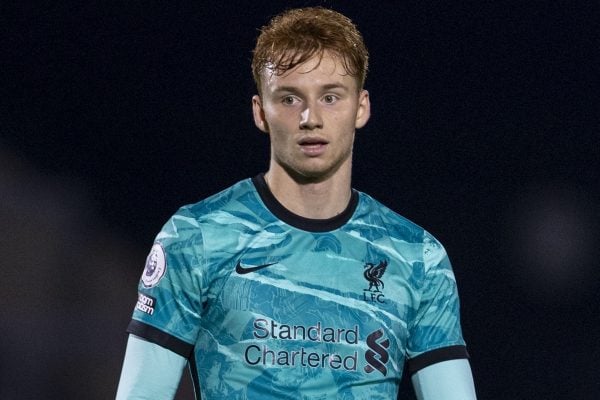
[2,1,598,399]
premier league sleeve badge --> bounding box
[141,242,167,288]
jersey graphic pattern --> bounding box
[129,176,466,399]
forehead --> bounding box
[260,51,358,93]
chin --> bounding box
[285,164,340,184]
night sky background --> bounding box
[2,1,599,399]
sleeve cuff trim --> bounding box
[127,319,194,359]
[408,345,469,375]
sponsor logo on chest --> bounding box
[240,258,392,376]
[243,318,391,377]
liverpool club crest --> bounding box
[363,260,388,303]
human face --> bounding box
[252,52,370,182]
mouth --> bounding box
[298,137,329,156]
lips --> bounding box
[298,137,329,156]
[299,136,328,145]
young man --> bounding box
[117,7,477,399]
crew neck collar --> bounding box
[251,173,358,232]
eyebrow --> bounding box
[271,83,350,94]
[321,83,350,92]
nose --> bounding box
[299,105,323,130]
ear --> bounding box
[355,89,371,129]
[252,95,269,133]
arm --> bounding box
[411,359,477,400]
[116,335,187,400]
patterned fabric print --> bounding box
[130,177,465,399]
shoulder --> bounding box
[155,177,259,245]
[145,178,259,273]
[168,178,258,225]
[354,191,429,241]
[182,177,256,217]
[354,191,449,265]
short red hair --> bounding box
[252,7,369,94]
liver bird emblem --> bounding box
[363,260,388,292]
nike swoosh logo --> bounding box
[235,261,278,275]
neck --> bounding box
[264,164,352,219]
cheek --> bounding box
[267,124,294,152]
[265,111,299,137]
[331,113,358,137]
[264,109,296,131]
[330,107,357,125]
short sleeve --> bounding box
[406,234,468,373]
[127,208,205,358]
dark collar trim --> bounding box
[252,173,358,233]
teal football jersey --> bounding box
[128,174,468,399]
